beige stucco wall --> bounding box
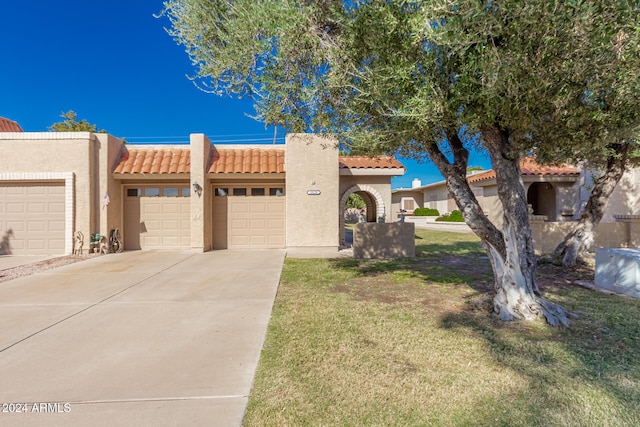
[473,185,502,227]
[0,132,127,254]
[602,167,640,222]
[95,134,125,240]
[0,133,100,253]
[353,223,415,258]
[530,219,640,255]
[422,183,449,215]
[286,134,339,254]
[190,134,212,251]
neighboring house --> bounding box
[394,157,639,227]
[0,123,405,256]
[0,117,23,132]
[392,156,640,251]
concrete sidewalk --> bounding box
[0,249,285,426]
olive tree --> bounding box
[49,110,104,132]
[162,0,638,325]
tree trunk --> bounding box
[426,127,574,325]
[481,126,575,326]
[555,142,630,267]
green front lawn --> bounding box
[244,229,640,426]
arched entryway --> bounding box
[339,185,386,246]
[527,182,557,221]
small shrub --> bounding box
[414,207,440,216]
[436,210,465,222]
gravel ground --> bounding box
[0,254,99,284]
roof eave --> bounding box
[339,168,405,176]
[113,173,191,180]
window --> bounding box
[232,188,247,196]
[145,188,160,197]
[251,188,266,196]
[216,187,229,197]
[269,188,284,196]
[127,188,140,197]
[402,198,415,210]
[164,187,178,197]
[181,187,190,197]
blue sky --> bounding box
[0,1,490,188]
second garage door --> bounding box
[124,185,191,250]
[212,185,285,249]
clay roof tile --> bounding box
[0,117,24,132]
[208,147,286,173]
[467,157,580,183]
[113,147,191,175]
[338,155,404,169]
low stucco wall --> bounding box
[530,219,640,254]
[404,216,439,226]
[353,223,415,259]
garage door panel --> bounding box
[250,203,266,214]
[49,221,65,232]
[144,236,162,247]
[230,203,249,214]
[6,221,25,232]
[28,202,46,213]
[267,203,283,213]
[143,203,162,215]
[143,219,162,230]
[0,183,65,255]
[27,221,46,232]
[27,240,46,250]
[50,202,65,213]
[250,236,267,246]
[230,218,248,229]
[162,219,180,230]
[162,203,180,214]
[162,236,180,246]
[249,218,266,228]
[268,218,285,229]
[7,203,25,214]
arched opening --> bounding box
[527,182,557,221]
[339,185,386,247]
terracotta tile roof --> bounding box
[113,147,190,174]
[339,156,404,169]
[0,117,23,132]
[209,147,285,173]
[467,157,580,183]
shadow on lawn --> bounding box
[437,288,640,424]
[415,236,486,257]
[330,253,494,294]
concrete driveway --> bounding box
[0,249,285,426]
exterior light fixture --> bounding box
[193,182,202,197]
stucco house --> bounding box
[0,123,405,256]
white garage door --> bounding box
[212,185,285,249]
[0,183,65,255]
[124,185,191,250]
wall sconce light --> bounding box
[192,181,202,197]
